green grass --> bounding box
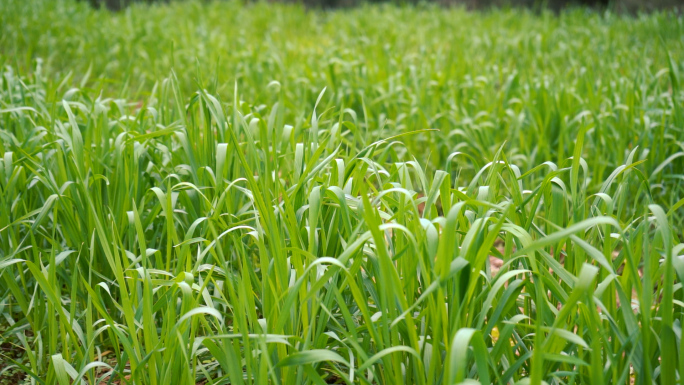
[1,0,683,384]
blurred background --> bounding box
[84,0,683,12]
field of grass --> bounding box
[1,0,684,384]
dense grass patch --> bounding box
[1,1,683,384]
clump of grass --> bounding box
[1,0,683,384]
